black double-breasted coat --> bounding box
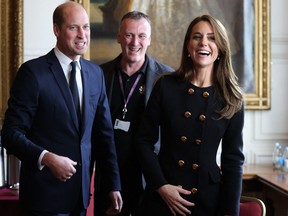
[136,75,244,216]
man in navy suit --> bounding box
[1,2,122,216]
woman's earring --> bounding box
[217,56,220,60]
[188,53,191,57]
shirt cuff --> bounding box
[38,150,48,170]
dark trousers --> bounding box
[24,210,86,216]
[94,162,143,216]
[94,186,143,216]
[23,194,86,216]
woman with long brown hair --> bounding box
[137,15,244,216]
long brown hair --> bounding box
[173,15,243,119]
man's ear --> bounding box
[53,24,60,37]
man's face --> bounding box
[54,5,90,60]
[117,18,151,64]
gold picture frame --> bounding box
[76,0,271,110]
[0,0,23,126]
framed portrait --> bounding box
[77,0,271,110]
[0,0,23,124]
[0,0,270,126]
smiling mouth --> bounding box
[129,47,141,52]
[75,41,86,47]
[198,51,210,56]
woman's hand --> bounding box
[157,184,195,216]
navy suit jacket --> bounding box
[1,49,120,212]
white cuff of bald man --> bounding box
[38,150,48,170]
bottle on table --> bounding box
[272,142,283,170]
[282,146,288,172]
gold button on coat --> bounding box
[184,111,191,118]
[178,160,185,167]
[191,188,198,194]
[187,88,195,94]
[195,139,202,145]
[202,91,209,98]
[180,136,187,142]
[199,114,206,121]
[192,164,199,170]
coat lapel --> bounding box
[79,58,90,135]
[47,51,80,131]
[145,56,160,104]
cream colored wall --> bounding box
[243,0,288,164]
[24,0,66,62]
[24,0,288,164]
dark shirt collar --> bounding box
[116,55,148,76]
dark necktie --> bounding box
[69,61,81,122]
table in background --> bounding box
[243,164,288,216]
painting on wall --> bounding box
[80,0,270,109]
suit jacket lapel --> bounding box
[79,59,89,135]
[145,56,160,105]
[47,50,80,131]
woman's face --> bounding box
[187,21,219,71]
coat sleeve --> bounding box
[136,77,168,190]
[92,72,121,192]
[1,62,44,167]
[220,104,245,215]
